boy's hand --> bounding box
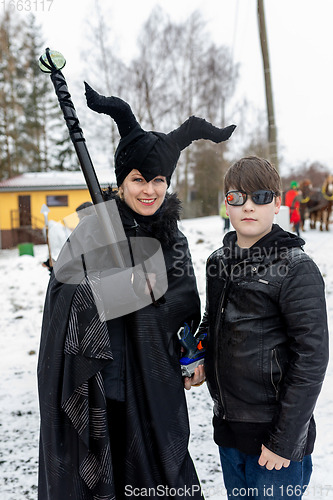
[259,445,290,470]
[184,365,206,390]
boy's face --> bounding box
[225,188,281,248]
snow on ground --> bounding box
[0,217,332,499]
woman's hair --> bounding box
[117,186,124,201]
[224,156,282,197]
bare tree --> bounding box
[281,161,329,192]
[81,5,238,206]
[129,8,238,203]
[81,0,129,169]
[198,44,238,126]
[130,7,176,128]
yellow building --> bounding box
[0,170,115,249]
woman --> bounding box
[37,84,236,500]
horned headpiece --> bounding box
[84,82,236,186]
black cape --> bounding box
[37,192,202,499]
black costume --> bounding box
[84,82,236,187]
[38,192,202,499]
[199,225,329,462]
[38,84,236,499]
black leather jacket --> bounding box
[200,225,329,461]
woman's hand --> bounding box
[144,273,156,295]
[184,364,206,390]
[258,445,290,470]
[131,271,156,297]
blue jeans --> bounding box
[219,447,312,499]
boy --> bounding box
[199,156,328,499]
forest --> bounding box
[0,6,329,215]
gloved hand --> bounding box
[131,270,156,298]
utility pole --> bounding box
[257,0,279,170]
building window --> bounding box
[46,195,68,207]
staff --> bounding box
[40,203,53,267]
[38,48,125,268]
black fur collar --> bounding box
[103,188,182,247]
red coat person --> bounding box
[285,181,301,225]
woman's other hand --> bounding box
[184,364,206,390]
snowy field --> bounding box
[0,216,332,499]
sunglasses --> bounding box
[226,190,276,206]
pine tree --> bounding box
[21,14,77,172]
[19,14,47,172]
[0,10,25,180]
[0,11,78,179]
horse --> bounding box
[299,175,333,231]
[298,179,312,230]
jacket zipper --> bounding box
[213,259,248,419]
[214,282,228,418]
[270,348,282,401]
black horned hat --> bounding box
[84,82,236,187]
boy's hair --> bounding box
[224,156,282,197]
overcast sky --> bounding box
[31,0,333,176]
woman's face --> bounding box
[119,169,168,216]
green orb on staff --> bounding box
[39,48,66,73]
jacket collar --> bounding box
[222,224,305,265]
